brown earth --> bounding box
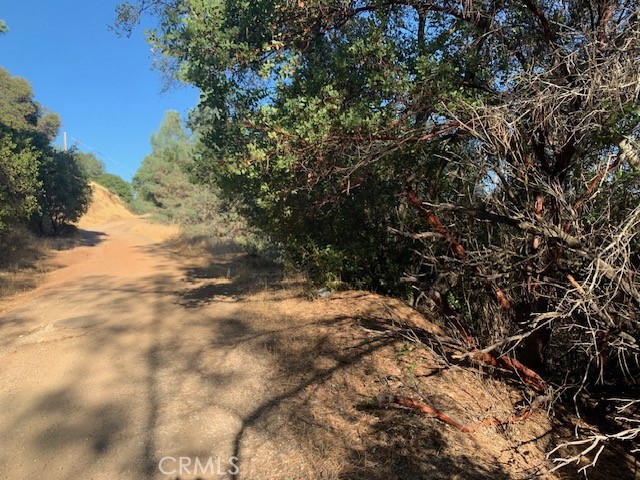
[0,195,636,479]
[77,182,136,227]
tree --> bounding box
[95,172,133,204]
[35,149,91,234]
[119,1,640,467]
[0,67,39,130]
[0,69,43,236]
[133,111,191,214]
[0,67,90,235]
[132,110,224,232]
[36,110,61,142]
[0,124,40,233]
[150,110,188,152]
[76,151,106,179]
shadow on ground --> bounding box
[0,227,108,300]
[156,238,294,308]
[2,234,637,480]
[48,228,108,250]
[166,240,639,479]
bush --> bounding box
[0,124,40,234]
[95,172,133,204]
[33,149,91,234]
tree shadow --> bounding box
[209,306,517,479]
[49,228,108,250]
[0,227,108,300]
[0,272,177,478]
[150,238,304,308]
[5,233,636,480]
[337,415,509,479]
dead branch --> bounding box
[374,393,550,432]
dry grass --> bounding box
[239,290,640,479]
[1,182,138,303]
[231,290,551,479]
[2,186,635,479]
[127,221,180,241]
[0,226,95,303]
[0,227,49,300]
[77,182,135,227]
[159,233,640,479]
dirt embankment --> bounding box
[78,182,136,227]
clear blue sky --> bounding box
[0,0,199,181]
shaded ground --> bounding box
[0,225,111,312]
[0,217,637,480]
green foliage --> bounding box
[36,111,61,142]
[35,149,91,234]
[0,67,90,236]
[132,111,193,216]
[95,173,133,204]
[132,110,235,236]
[117,0,422,290]
[120,0,640,461]
[76,151,106,179]
[151,110,188,152]
[0,125,41,232]
[0,20,8,35]
[119,1,640,294]
[0,68,39,130]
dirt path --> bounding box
[0,218,274,479]
[4,218,629,480]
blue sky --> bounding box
[0,1,199,181]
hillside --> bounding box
[77,181,135,226]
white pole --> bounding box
[63,132,67,151]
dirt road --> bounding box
[1,218,596,480]
[0,218,279,480]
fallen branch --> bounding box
[480,354,546,392]
[374,393,549,433]
[547,426,640,474]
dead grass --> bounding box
[1,182,137,303]
[231,291,551,479]
[0,227,48,299]
[161,233,304,308]
[0,226,88,301]
[3,216,634,479]
[127,221,180,241]
[76,182,135,227]
[241,290,639,479]
[165,233,639,480]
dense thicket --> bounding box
[0,66,90,236]
[118,0,640,465]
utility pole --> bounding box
[63,132,68,151]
